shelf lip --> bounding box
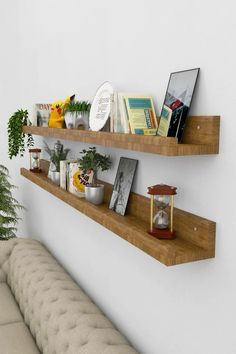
[22,115,220,156]
[20,167,216,266]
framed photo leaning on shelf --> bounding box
[109,157,138,216]
[157,68,200,142]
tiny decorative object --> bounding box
[147,184,177,239]
[48,95,74,129]
[109,157,138,215]
[157,68,200,142]
[89,82,114,131]
[29,148,42,173]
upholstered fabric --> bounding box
[0,283,23,324]
[0,322,40,354]
[0,238,138,354]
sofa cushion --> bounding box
[6,239,138,354]
[0,283,23,325]
[0,322,40,354]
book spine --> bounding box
[60,161,67,190]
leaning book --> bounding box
[123,95,158,134]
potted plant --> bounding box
[78,147,112,205]
[63,100,91,129]
[0,164,24,240]
[7,109,34,159]
[44,140,70,185]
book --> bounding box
[68,162,94,197]
[60,159,77,190]
[123,95,157,134]
[112,92,129,133]
[33,103,51,127]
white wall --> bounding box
[1,1,236,353]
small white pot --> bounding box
[85,184,104,205]
[64,112,77,129]
[65,112,89,129]
[50,171,60,186]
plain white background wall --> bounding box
[1,1,236,353]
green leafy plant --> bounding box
[44,140,70,172]
[78,147,111,185]
[64,100,91,115]
[8,109,34,159]
[0,165,24,240]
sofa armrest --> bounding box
[0,238,18,282]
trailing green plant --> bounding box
[64,100,91,115]
[44,140,70,172]
[8,109,34,159]
[0,164,24,240]
[78,147,112,185]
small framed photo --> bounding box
[157,68,200,142]
[109,157,138,216]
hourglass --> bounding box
[29,148,42,173]
[147,184,177,239]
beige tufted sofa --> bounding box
[0,238,138,354]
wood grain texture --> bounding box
[20,164,216,266]
[23,115,220,156]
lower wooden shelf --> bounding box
[20,166,216,266]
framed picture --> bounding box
[109,157,138,216]
[157,68,200,142]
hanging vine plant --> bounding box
[7,109,34,159]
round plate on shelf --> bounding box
[89,81,114,131]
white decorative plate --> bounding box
[89,82,114,131]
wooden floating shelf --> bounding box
[20,164,216,266]
[23,115,220,156]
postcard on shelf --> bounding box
[157,68,200,142]
[123,95,158,134]
[33,103,51,127]
[68,162,94,197]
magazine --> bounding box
[33,104,51,127]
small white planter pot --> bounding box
[65,112,89,129]
[50,171,60,186]
[85,184,104,205]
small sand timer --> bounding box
[29,148,42,173]
[147,184,177,239]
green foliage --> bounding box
[64,101,91,114]
[0,165,24,240]
[7,109,34,159]
[78,147,112,184]
[44,141,70,172]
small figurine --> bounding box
[48,95,74,128]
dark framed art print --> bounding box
[109,157,138,216]
[157,68,200,142]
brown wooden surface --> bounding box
[20,164,216,266]
[23,115,220,156]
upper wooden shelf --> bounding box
[23,115,220,156]
[20,162,216,266]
